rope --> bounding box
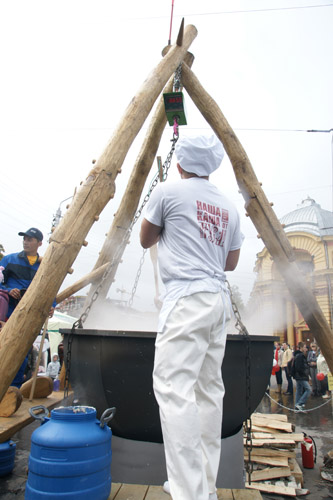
[168,0,175,45]
[264,391,332,413]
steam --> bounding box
[241,293,287,337]
[84,300,159,332]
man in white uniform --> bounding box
[140,134,243,500]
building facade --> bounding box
[249,198,333,347]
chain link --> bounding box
[128,249,147,308]
[226,280,253,483]
[226,280,249,336]
[64,319,81,399]
[173,64,182,92]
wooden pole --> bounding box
[29,319,48,401]
[182,63,333,374]
[55,262,110,304]
[0,25,198,401]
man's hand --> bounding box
[48,307,55,318]
[9,288,21,300]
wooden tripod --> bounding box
[0,21,332,403]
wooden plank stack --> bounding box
[244,413,309,497]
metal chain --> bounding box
[64,319,81,399]
[173,64,182,92]
[226,280,249,336]
[226,280,253,484]
[128,249,147,308]
[126,135,178,307]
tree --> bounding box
[0,244,4,260]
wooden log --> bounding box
[244,454,289,467]
[251,416,293,433]
[253,413,288,422]
[246,448,296,459]
[251,425,281,434]
[245,438,296,447]
[181,62,333,375]
[55,262,110,303]
[247,466,291,482]
[0,387,23,417]
[85,51,195,303]
[0,25,198,401]
[289,458,304,486]
[246,482,296,497]
[251,432,303,442]
[20,377,53,399]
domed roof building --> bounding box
[249,197,333,346]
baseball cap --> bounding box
[18,227,43,241]
[175,134,225,176]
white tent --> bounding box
[47,311,78,357]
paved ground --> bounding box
[1,377,332,499]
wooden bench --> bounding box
[0,391,69,443]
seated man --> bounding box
[0,227,55,387]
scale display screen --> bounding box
[164,94,184,110]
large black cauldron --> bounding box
[61,329,275,442]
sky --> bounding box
[1,0,332,315]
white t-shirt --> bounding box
[145,177,242,281]
[144,177,243,331]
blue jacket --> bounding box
[0,251,56,317]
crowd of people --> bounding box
[272,340,331,412]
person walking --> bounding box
[273,342,283,393]
[140,134,243,500]
[307,343,320,396]
[294,342,311,411]
[281,342,293,395]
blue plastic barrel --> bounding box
[25,405,115,500]
[0,440,16,476]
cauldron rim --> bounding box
[60,328,278,343]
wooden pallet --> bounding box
[108,484,263,499]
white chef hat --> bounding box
[175,134,225,176]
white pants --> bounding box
[153,291,229,500]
